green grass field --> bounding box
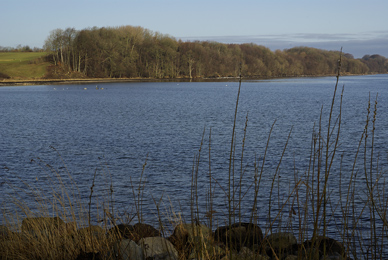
[0,52,49,79]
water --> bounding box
[1,75,388,256]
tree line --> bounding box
[0,45,42,52]
[43,25,388,79]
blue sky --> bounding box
[2,0,388,58]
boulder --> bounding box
[267,232,297,249]
[113,239,143,260]
[108,223,134,239]
[75,251,102,260]
[170,223,212,244]
[303,236,346,258]
[139,236,178,260]
[316,236,346,256]
[169,223,227,259]
[169,223,212,249]
[214,222,263,251]
[265,232,297,257]
[133,222,161,240]
[109,222,160,242]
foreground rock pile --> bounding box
[0,217,351,259]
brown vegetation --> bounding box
[42,26,388,80]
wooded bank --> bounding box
[2,25,388,80]
[42,26,388,79]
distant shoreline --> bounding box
[0,78,156,87]
[1,73,382,87]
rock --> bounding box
[316,236,346,256]
[108,223,134,239]
[214,222,263,251]
[113,239,143,260]
[133,223,161,240]
[299,245,321,259]
[75,251,102,260]
[267,232,297,249]
[303,236,346,258]
[170,223,212,244]
[265,232,297,257]
[168,223,190,257]
[169,223,227,259]
[169,223,212,252]
[139,236,178,260]
[109,222,160,242]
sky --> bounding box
[2,0,388,58]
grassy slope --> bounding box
[0,52,49,79]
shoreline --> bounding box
[0,78,157,87]
[0,73,379,87]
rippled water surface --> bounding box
[1,75,388,254]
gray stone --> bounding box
[109,222,161,242]
[172,223,212,244]
[267,232,297,249]
[169,223,214,259]
[108,224,134,240]
[214,222,263,251]
[113,239,143,260]
[139,236,178,260]
[303,236,346,259]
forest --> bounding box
[41,25,388,79]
